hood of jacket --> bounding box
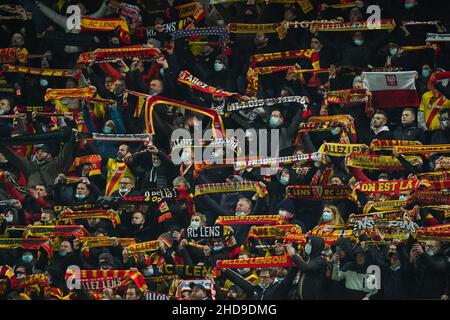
[308,235,325,257]
[333,237,355,262]
[373,125,390,135]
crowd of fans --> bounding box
[0,0,449,300]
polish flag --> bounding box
[362,71,420,108]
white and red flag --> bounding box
[362,71,420,108]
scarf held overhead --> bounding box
[80,17,130,44]
[346,152,422,170]
[215,215,287,226]
[287,185,352,200]
[354,179,430,195]
[177,70,241,98]
[217,255,294,268]
[193,181,268,198]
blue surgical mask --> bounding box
[269,116,281,128]
[160,68,165,77]
[390,48,398,56]
[190,220,200,228]
[422,69,431,78]
[142,267,154,277]
[39,78,48,87]
[213,244,224,252]
[103,126,113,134]
[305,242,312,255]
[153,161,161,168]
[354,39,364,46]
[5,215,13,223]
[322,211,333,222]
[235,211,246,217]
[280,176,289,185]
[330,128,340,136]
[214,62,224,72]
[0,110,5,116]
[405,3,414,10]
[426,249,435,256]
[59,251,67,257]
[75,194,86,200]
[22,253,33,263]
[390,266,400,271]
[279,210,289,217]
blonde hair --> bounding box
[192,212,207,224]
[318,205,344,225]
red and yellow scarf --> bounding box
[215,215,288,226]
[3,64,73,77]
[217,255,294,269]
[287,185,352,200]
[44,86,96,101]
[80,17,130,44]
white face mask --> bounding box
[180,151,191,163]
[260,283,270,289]
[235,211,246,217]
[5,215,13,223]
[426,249,435,256]
[398,195,408,201]
[390,266,400,271]
[119,187,129,194]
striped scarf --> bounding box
[44,87,96,101]
[369,139,422,151]
[0,47,28,64]
[177,70,240,98]
[59,209,121,227]
[287,185,352,200]
[77,46,161,65]
[193,181,268,198]
[80,17,130,44]
[346,152,422,171]
[3,64,73,77]
[215,215,287,226]
[171,26,230,52]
